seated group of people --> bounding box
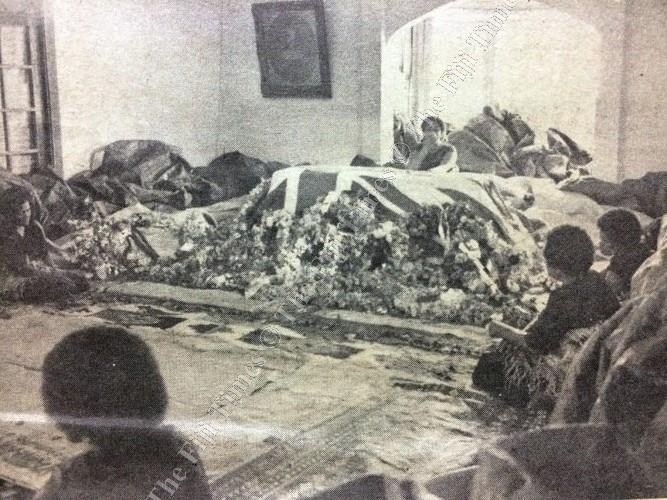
[2,151,659,497]
[31,210,658,500]
[312,211,665,499]
[475,208,655,409]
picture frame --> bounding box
[251,0,332,98]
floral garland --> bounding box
[72,182,549,326]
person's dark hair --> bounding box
[0,185,32,219]
[597,209,643,248]
[543,225,595,275]
[421,116,445,133]
[41,326,168,441]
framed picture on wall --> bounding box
[252,0,332,98]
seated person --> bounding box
[490,225,620,355]
[476,226,620,408]
[0,186,88,302]
[36,326,212,499]
[406,116,458,172]
[597,209,653,299]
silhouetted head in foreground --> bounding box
[39,330,213,499]
[41,326,168,449]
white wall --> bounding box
[217,0,381,167]
[619,0,667,180]
[490,9,601,151]
[52,0,226,176]
[51,0,382,177]
[48,0,667,181]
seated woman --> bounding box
[36,326,212,499]
[406,116,458,172]
[0,186,88,302]
[597,209,653,299]
[474,226,620,408]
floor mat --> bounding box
[93,308,186,329]
[190,323,229,334]
[240,329,363,359]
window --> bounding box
[0,12,58,175]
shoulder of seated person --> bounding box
[585,269,606,280]
[586,271,622,298]
[553,273,599,295]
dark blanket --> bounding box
[560,171,667,218]
[24,169,92,239]
[449,106,591,180]
[194,151,288,201]
[88,140,192,190]
[551,273,667,426]
[69,140,194,212]
[67,142,289,216]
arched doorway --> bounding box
[381,0,602,166]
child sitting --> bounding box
[598,209,653,299]
[491,225,620,353]
[489,225,620,354]
[36,326,212,499]
[476,225,620,407]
